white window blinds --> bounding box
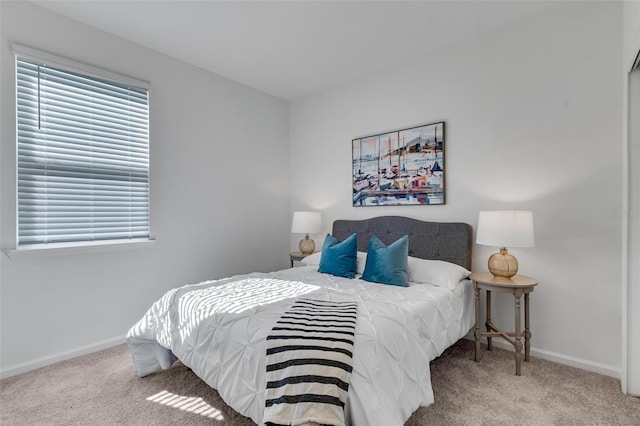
[16,52,150,246]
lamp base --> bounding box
[488,247,518,278]
[299,235,315,255]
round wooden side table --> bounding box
[470,271,538,376]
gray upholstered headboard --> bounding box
[332,216,472,270]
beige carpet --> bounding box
[1,339,638,425]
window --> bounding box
[15,45,150,248]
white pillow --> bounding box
[300,251,322,266]
[356,251,367,275]
[305,251,367,273]
[300,251,367,275]
[407,256,470,289]
[304,251,367,272]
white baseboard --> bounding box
[468,337,621,379]
[2,334,622,381]
[0,336,125,379]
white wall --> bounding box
[0,1,290,376]
[290,2,623,375]
[622,0,640,396]
[626,68,640,395]
[623,1,640,70]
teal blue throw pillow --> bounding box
[362,235,409,287]
[318,233,358,278]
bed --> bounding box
[127,216,474,425]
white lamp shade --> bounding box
[476,210,535,248]
[291,211,323,234]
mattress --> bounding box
[127,265,473,425]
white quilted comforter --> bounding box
[127,266,473,425]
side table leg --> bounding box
[486,290,493,351]
[525,292,531,362]
[474,284,481,362]
[514,289,523,376]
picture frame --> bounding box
[352,121,445,206]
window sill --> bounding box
[3,238,156,260]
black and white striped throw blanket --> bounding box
[263,298,358,426]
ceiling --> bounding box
[33,1,561,101]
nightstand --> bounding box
[289,251,314,267]
[470,271,538,376]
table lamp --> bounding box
[476,210,535,278]
[291,211,323,255]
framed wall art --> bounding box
[352,121,445,207]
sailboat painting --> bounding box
[352,121,445,206]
